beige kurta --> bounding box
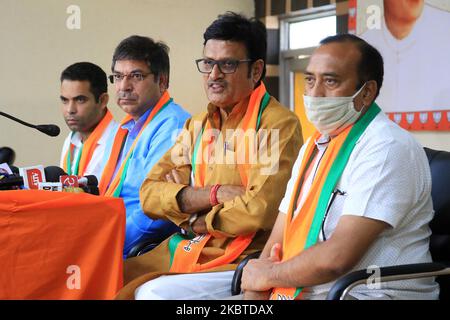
[116,95,302,299]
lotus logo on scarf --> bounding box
[183,234,207,252]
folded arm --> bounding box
[140,114,302,237]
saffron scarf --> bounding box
[99,91,172,197]
[168,83,270,273]
[63,109,114,176]
[270,103,381,300]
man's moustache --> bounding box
[208,81,226,87]
[118,92,138,99]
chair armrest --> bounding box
[127,238,165,258]
[327,262,450,300]
[230,251,262,295]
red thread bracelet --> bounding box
[210,184,221,206]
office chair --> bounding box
[327,147,450,300]
[231,147,450,300]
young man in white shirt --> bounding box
[59,62,117,181]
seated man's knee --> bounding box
[135,277,170,300]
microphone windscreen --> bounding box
[36,125,61,137]
[84,175,98,187]
[0,147,15,165]
[44,166,67,182]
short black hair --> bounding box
[112,35,170,88]
[60,62,107,102]
[203,12,267,85]
[320,34,384,99]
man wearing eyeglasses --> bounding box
[99,35,190,259]
[59,62,118,181]
[116,12,302,300]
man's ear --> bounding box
[251,59,265,85]
[99,93,109,110]
[362,80,378,108]
[158,74,169,93]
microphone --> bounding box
[60,174,99,195]
[45,166,97,186]
[78,175,98,187]
[0,147,16,165]
[0,110,60,137]
[44,166,67,182]
[0,163,23,190]
[36,125,60,137]
[19,165,46,189]
[0,165,99,195]
[0,175,23,190]
[45,166,99,195]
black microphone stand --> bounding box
[0,110,60,137]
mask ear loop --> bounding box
[353,82,368,112]
[352,82,367,99]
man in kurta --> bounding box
[99,36,191,258]
[117,12,302,300]
[60,62,118,181]
[241,34,439,300]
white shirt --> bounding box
[289,135,330,218]
[361,4,450,113]
[279,112,439,299]
[59,120,117,181]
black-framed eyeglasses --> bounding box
[108,72,152,84]
[195,58,252,74]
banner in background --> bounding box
[351,0,450,131]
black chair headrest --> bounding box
[424,147,450,235]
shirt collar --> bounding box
[206,95,250,130]
[70,131,83,147]
[121,107,152,132]
[315,134,331,151]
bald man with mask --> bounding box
[241,34,439,300]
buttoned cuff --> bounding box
[204,204,234,238]
[160,183,190,226]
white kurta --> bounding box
[279,111,439,299]
[59,120,118,181]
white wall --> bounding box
[0,0,254,167]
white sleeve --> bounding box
[341,137,425,228]
[278,140,308,215]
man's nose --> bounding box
[209,64,224,81]
[67,101,77,114]
[117,76,133,91]
[308,82,326,97]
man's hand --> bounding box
[165,169,184,184]
[191,213,208,234]
[165,169,246,205]
[175,183,246,214]
[216,185,245,203]
[241,243,282,293]
[243,290,271,300]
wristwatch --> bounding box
[188,213,199,234]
